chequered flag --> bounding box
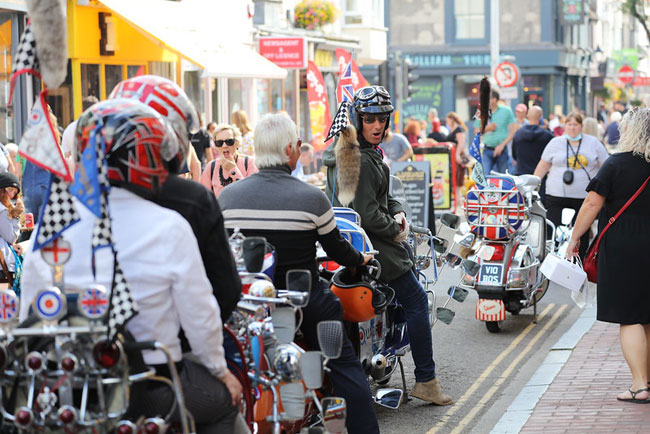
[92,194,113,253]
[325,101,351,142]
[11,22,39,77]
[107,252,138,341]
[33,175,80,251]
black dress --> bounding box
[586,152,650,324]
[446,126,466,187]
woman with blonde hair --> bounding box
[200,123,258,197]
[582,117,604,143]
[0,172,23,281]
[567,108,650,403]
[231,110,255,156]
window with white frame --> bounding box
[343,0,384,27]
[454,0,485,40]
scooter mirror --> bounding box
[322,397,347,434]
[461,259,480,277]
[317,321,343,360]
[280,382,306,420]
[436,307,456,325]
[271,306,296,345]
[443,253,462,268]
[432,237,449,254]
[477,244,496,261]
[447,285,469,302]
[458,233,476,248]
[286,270,311,307]
[440,213,460,229]
[374,388,403,409]
[242,237,267,273]
[561,208,576,226]
[300,351,324,390]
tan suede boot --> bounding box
[411,378,453,405]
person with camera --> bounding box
[534,112,609,258]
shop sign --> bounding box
[402,77,442,122]
[258,37,306,69]
[405,53,491,69]
[500,86,518,100]
[390,162,431,229]
[612,49,639,70]
[633,77,650,87]
[559,0,585,25]
[314,49,334,69]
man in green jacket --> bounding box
[324,86,453,405]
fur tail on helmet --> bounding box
[27,0,68,89]
[335,125,361,206]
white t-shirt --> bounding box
[541,134,610,199]
[0,144,10,173]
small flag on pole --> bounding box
[469,132,487,188]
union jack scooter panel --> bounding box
[465,176,526,240]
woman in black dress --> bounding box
[445,112,467,196]
[567,108,650,404]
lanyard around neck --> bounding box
[566,138,583,169]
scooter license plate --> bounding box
[479,264,503,286]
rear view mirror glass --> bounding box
[436,307,456,325]
[461,259,480,277]
[444,253,462,268]
[440,213,460,229]
[322,397,347,434]
[286,269,311,308]
[242,237,267,273]
[561,208,576,226]
[317,321,343,360]
[374,388,403,409]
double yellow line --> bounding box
[427,303,567,434]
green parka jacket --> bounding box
[323,142,412,283]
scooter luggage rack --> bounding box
[464,187,529,237]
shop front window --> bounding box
[284,70,296,122]
[523,75,546,113]
[0,13,14,144]
[455,75,483,123]
[256,79,270,116]
[127,65,145,78]
[104,65,123,96]
[271,80,282,112]
[184,70,204,114]
[454,0,485,40]
[81,64,100,99]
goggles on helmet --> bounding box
[355,86,390,102]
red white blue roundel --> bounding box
[34,288,66,320]
[465,176,525,240]
[78,286,109,319]
[0,289,19,323]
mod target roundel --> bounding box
[0,289,19,323]
[34,287,66,321]
[77,285,109,320]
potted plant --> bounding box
[294,0,339,31]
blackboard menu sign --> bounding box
[391,162,431,228]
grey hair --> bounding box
[610,111,622,123]
[211,123,242,144]
[618,108,650,162]
[582,117,600,138]
[254,113,299,169]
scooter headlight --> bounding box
[272,344,302,382]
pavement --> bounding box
[490,305,650,434]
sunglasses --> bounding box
[362,114,389,124]
[215,138,236,147]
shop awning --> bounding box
[98,0,287,80]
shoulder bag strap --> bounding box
[591,174,650,251]
[209,160,217,193]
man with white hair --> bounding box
[218,113,380,434]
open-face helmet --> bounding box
[329,261,394,322]
[75,98,177,192]
[109,75,199,174]
[350,85,394,138]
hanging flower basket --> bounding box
[294,0,339,31]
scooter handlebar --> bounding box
[410,225,430,235]
[123,341,158,352]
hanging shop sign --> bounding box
[258,37,307,69]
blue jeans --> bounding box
[482,147,509,177]
[388,270,436,383]
[22,161,50,221]
[302,283,379,434]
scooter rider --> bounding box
[218,113,380,434]
[323,86,453,405]
[109,76,241,322]
[20,99,245,433]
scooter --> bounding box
[453,173,554,333]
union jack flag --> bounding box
[0,292,18,322]
[465,176,525,240]
[336,61,355,104]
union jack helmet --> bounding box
[109,75,199,173]
[75,98,176,192]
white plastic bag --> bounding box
[571,280,597,309]
[540,253,587,292]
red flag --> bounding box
[306,61,332,151]
[336,48,369,91]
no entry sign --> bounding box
[617,65,634,85]
[494,61,519,88]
